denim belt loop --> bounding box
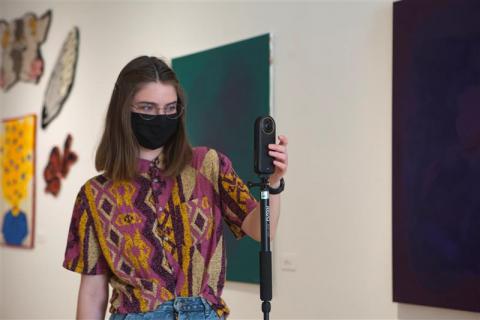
[173,296,208,314]
[200,297,211,318]
[173,294,179,320]
[173,296,185,313]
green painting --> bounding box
[172,34,271,283]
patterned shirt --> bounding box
[62,147,258,317]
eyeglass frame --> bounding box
[130,101,184,120]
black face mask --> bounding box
[131,112,179,150]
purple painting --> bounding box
[393,0,480,313]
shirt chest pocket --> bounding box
[182,195,214,246]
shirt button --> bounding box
[153,178,159,183]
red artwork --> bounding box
[43,134,78,196]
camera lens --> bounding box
[262,118,274,134]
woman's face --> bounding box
[132,81,178,116]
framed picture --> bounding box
[393,0,480,312]
[0,114,36,249]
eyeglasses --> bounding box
[131,102,184,120]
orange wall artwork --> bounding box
[0,114,36,248]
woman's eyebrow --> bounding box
[137,100,177,106]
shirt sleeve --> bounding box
[62,185,109,275]
[218,151,258,240]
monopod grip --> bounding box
[260,251,273,301]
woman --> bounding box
[62,56,288,320]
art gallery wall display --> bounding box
[393,0,480,313]
[43,133,78,197]
[42,27,80,129]
[0,114,36,248]
[0,10,52,91]
[172,33,271,284]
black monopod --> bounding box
[248,116,276,320]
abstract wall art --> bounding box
[0,114,36,248]
[42,27,80,129]
[393,0,480,313]
[43,133,78,197]
[0,10,52,91]
[172,34,271,283]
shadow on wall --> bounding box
[397,303,480,320]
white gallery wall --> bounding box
[0,1,479,319]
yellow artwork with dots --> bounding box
[0,114,36,248]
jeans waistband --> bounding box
[159,296,210,313]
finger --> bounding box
[268,150,287,161]
[268,144,287,153]
[278,135,288,146]
[273,160,287,171]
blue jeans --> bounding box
[108,296,225,320]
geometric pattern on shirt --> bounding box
[221,172,252,212]
[184,196,213,245]
[62,147,259,318]
[200,149,220,194]
[220,171,255,239]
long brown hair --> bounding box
[95,56,193,181]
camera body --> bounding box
[254,116,276,175]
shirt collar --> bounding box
[136,152,165,174]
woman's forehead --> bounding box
[134,81,177,103]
